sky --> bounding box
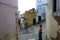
[18,0,36,14]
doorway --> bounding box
[33,18,36,25]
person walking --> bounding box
[39,25,42,40]
[25,22,29,33]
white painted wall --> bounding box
[46,0,59,39]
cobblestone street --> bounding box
[18,22,46,40]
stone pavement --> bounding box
[18,22,46,40]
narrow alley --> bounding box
[18,21,46,40]
[0,0,60,40]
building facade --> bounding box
[46,0,60,40]
[36,0,46,21]
[24,8,36,26]
[0,0,18,40]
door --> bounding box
[33,18,36,25]
[38,16,41,22]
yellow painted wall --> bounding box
[24,13,36,25]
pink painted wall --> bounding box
[0,0,18,7]
[0,0,18,36]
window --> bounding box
[38,5,41,9]
[37,5,41,13]
[53,0,56,12]
[38,0,41,3]
[56,0,60,12]
[53,0,60,12]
